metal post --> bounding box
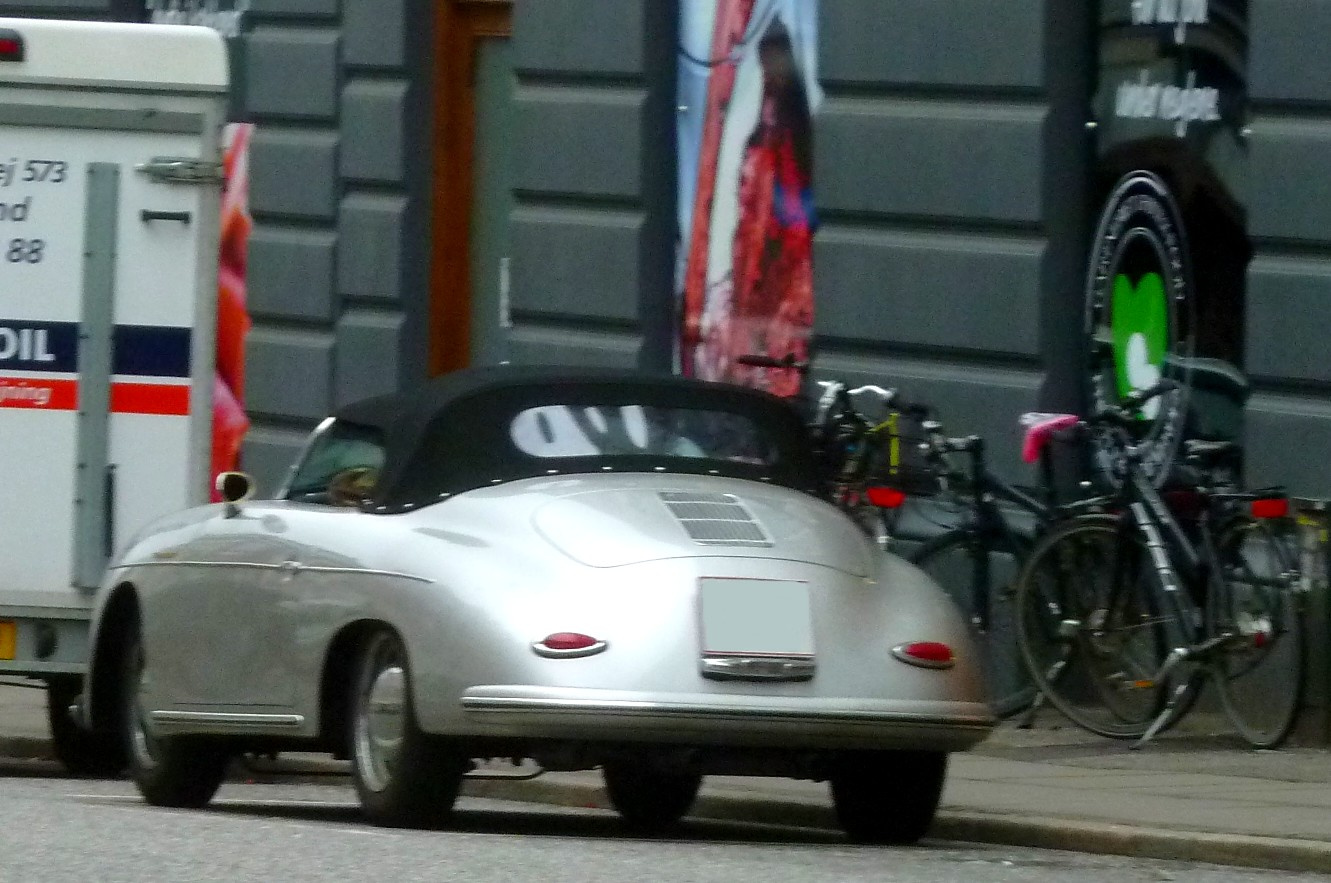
[1293,498,1330,744]
[72,162,118,591]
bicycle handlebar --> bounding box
[928,433,982,456]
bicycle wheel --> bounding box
[1207,516,1305,749]
[911,528,1035,717]
[1014,515,1177,738]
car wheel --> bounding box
[121,629,230,807]
[830,750,947,845]
[601,761,702,833]
[45,675,126,777]
[350,629,468,828]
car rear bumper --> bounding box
[453,685,996,752]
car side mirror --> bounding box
[215,471,255,518]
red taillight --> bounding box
[1251,497,1289,520]
[532,632,608,658]
[0,32,24,62]
[541,632,597,651]
[891,641,955,669]
[865,486,907,509]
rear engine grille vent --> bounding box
[659,491,771,547]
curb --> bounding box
[930,814,1331,876]
[456,775,1331,874]
[9,736,1331,875]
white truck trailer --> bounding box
[0,18,228,773]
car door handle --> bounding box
[278,560,303,580]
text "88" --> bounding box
[7,239,44,263]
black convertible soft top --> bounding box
[331,365,821,512]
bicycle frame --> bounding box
[922,434,1055,632]
[1108,456,1292,746]
[1124,467,1205,616]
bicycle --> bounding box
[1012,381,1305,749]
[734,353,930,541]
[737,353,1088,718]
[903,415,1096,718]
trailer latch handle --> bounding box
[135,157,225,185]
[140,210,192,224]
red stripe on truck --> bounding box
[110,382,192,416]
[0,377,77,409]
[0,377,190,415]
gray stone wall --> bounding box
[0,1,120,14]
[0,0,435,492]
[14,0,1331,501]
[1245,0,1331,498]
[241,0,434,490]
[508,0,678,372]
[813,0,1094,473]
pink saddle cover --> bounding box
[1019,413,1080,464]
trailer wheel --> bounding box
[121,630,230,807]
[45,675,126,777]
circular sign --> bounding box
[1084,171,1195,486]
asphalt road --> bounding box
[0,769,1322,883]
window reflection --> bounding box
[509,404,776,466]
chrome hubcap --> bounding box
[355,660,406,793]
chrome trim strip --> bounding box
[530,640,609,659]
[298,565,435,584]
[123,559,434,584]
[700,655,815,681]
[132,560,274,571]
[459,695,994,729]
[150,711,305,728]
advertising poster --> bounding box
[1086,0,1248,483]
[677,0,821,397]
[213,122,253,494]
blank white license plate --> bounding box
[698,578,813,657]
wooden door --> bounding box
[429,0,514,375]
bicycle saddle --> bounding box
[1019,412,1080,464]
[1182,438,1240,468]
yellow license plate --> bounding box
[0,620,14,660]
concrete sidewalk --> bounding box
[4,682,1331,873]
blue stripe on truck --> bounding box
[0,319,192,376]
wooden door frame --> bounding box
[429,0,513,375]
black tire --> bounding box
[1014,515,1183,739]
[830,750,946,845]
[601,761,702,833]
[350,629,469,828]
[46,675,126,777]
[910,528,1035,717]
[1208,516,1305,749]
[122,630,230,808]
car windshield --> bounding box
[509,404,778,465]
[285,420,386,503]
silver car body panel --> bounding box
[91,471,995,753]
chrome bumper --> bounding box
[456,686,996,751]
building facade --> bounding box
[2,0,1328,507]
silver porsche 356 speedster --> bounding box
[77,366,994,843]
